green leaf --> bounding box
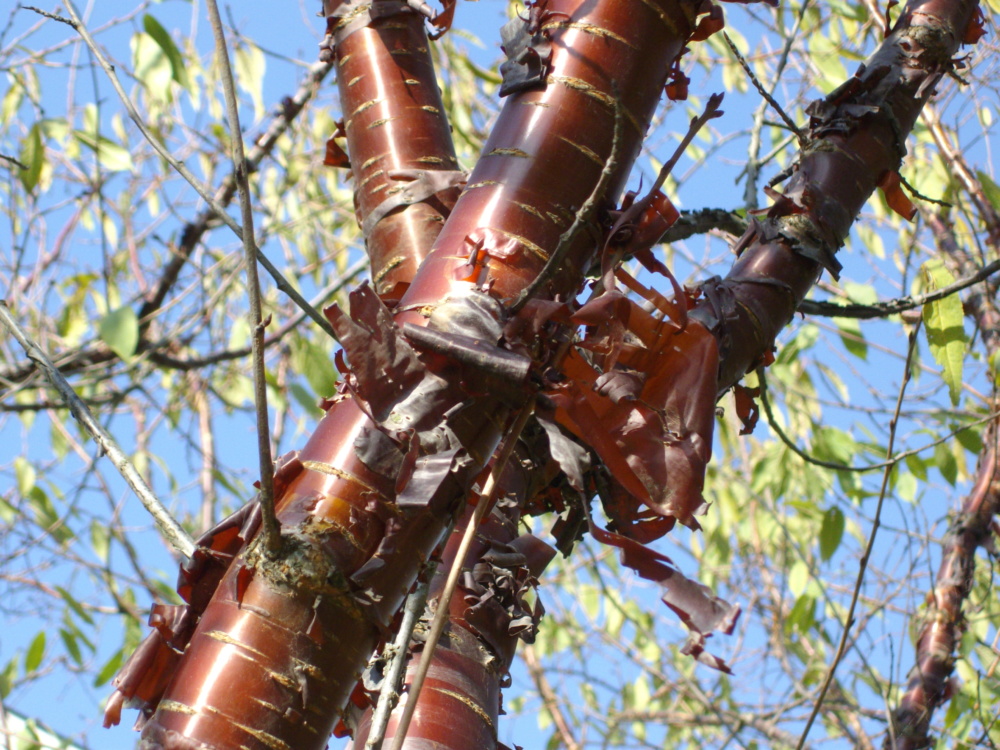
[99,307,139,361]
[143,15,190,91]
[786,593,816,635]
[819,507,845,561]
[55,586,95,626]
[59,628,83,666]
[14,457,36,496]
[834,317,867,360]
[93,649,124,687]
[920,259,967,406]
[292,339,337,400]
[74,129,134,172]
[24,631,46,674]
[19,122,46,193]
[235,42,266,119]
[29,487,73,545]
[977,170,1000,214]
[90,520,111,563]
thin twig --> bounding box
[205,0,280,556]
[723,32,804,142]
[0,152,27,170]
[522,644,582,750]
[26,3,337,340]
[799,257,1000,319]
[0,300,196,559]
[756,365,997,473]
[795,323,921,749]
[365,571,436,750]
[508,88,625,314]
[387,402,536,750]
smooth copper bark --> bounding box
[329,10,461,298]
[396,0,699,317]
[127,1,700,748]
[691,0,982,391]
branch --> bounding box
[27,2,337,340]
[0,300,196,559]
[364,575,434,750]
[205,0,279,556]
[757,365,998,473]
[522,644,582,750]
[798,258,1000,319]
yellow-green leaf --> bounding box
[99,307,139,361]
[977,170,1000,214]
[143,15,190,91]
[920,259,967,405]
[20,122,45,193]
[74,130,134,172]
[24,632,46,674]
[819,506,844,561]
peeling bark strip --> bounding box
[114,2,702,749]
[691,0,983,391]
[321,2,462,299]
[344,467,557,750]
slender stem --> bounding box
[365,571,436,750]
[26,3,338,341]
[0,300,196,559]
[798,258,1000,318]
[204,0,280,556]
[387,402,536,750]
[757,366,997,473]
[794,323,921,749]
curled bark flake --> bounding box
[691,4,724,42]
[962,6,986,44]
[361,169,467,238]
[498,1,565,97]
[877,169,917,220]
[547,314,718,531]
[588,514,739,672]
[732,384,760,435]
[324,283,425,421]
[536,411,591,493]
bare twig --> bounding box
[756,365,997,473]
[365,573,436,750]
[205,0,279,556]
[723,32,804,142]
[26,2,337,340]
[0,152,27,170]
[795,324,920,749]
[798,257,1000,318]
[387,402,536,750]
[0,300,196,559]
[522,644,582,750]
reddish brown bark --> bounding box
[691,0,983,391]
[886,425,999,749]
[322,7,462,299]
[344,485,556,750]
[114,2,703,749]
